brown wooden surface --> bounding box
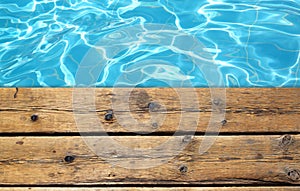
[0,88,299,133]
[0,88,299,189]
[0,135,299,185]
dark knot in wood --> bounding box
[221,119,227,125]
[30,114,38,122]
[179,165,188,173]
[64,155,75,163]
[105,110,114,121]
[286,168,300,181]
[280,134,293,148]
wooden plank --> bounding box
[1,187,299,191]
[0,88,299,133]
[0,135,299,185]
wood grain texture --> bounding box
[0,135,299,185]
[1,187,300,191]
[0,88,299,133]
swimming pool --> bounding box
[0,0,299,87]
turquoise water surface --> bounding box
[0,0,299,87]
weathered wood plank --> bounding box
[1,110,298,133]
[1,187,299,191]
[0,135,299,185]
[0,88,299,133]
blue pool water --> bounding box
[0,0,299,87]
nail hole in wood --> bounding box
[221,119,227,125]
[64,155,75,163]
[108,173,116,177]
[30,114,38,122]
[105,113,113,121]
[105,110,113,121]
[179,165,188,173]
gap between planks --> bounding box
[0,187,299,191]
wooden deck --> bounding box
[0,88,299,190]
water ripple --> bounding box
[0,0,299,87]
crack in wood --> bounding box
[13,87,18,98]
